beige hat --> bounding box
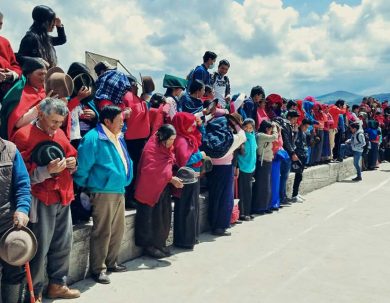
[0,226,37,266]
[45,66,74,99]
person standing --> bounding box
[237,119,257,220]
[74,106,133,284]
[134,125,183,258]
[346,122,366,181]
[0,137,31,303]
[211,59,231,110]
[12,98,79,301]
[329,99,347,161]
[18,5,66,68]
[187,51,217,88]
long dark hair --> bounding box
[29,5,57,67]
[156,124,176,143]
[259,120,272,133]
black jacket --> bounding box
[294,129,308,160]
[274,117,296,157]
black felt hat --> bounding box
[177,167,198,184]
[31,141,65,166]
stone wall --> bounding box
[68,158,356,284]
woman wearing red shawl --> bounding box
[171,112,205,250]
[134,124,183,258]
[265,93,283,120]
[296,100,305,125]
[1,57,48,140]
[311,103,325,165]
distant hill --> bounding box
[316,91,363,104]
[315,91,390,105]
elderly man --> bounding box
[74,106,133,284]
[0,11,22,100]
[12,98,80,302]
[0,135,31,302]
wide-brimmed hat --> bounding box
[177,167,198,184]
[0,226,37,266]
[31,140,65,166]
[226,113,243,127]
[45,67,74,98]
[72,72,95,97]
[141,76,155,94]
[163,74,187,89]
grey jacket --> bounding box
[256,126,278,163]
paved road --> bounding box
[48,163,390,303]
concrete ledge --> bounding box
[68,158,355,284]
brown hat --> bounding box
[45,67,74,99]
[227,113,243,127]
[0,226,37,266]
[142,76,155,94]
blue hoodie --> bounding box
[237,131,257,173]
[74,124,133,193]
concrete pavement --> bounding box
[47,163,390,303]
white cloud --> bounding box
[1,0,389,98]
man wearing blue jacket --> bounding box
[0,138,31,302]
[74,106,133,285]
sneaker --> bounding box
[352,176,362,181]
[291,196,304,203]
[46,284,81,298]
[297,194,306,201]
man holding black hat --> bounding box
[0,134,31,302]
[13,98,80,301]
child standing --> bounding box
[237,119,257,221]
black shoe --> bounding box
[265,210,273,214]
[250,215,255,219]
[352,176,362,181]
[159,246,172,256]
[91,272,111,284]
[271,207,279,211]
[212,229,231,236]
[144,247,166,259]
[107,264,127,273]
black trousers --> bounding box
[173,181,200,248]
[292,173,302,197]
[135,187,172,249]
[238,171,254,217]
[125,138,147,205]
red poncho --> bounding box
[171,112,202,167]
[134,134,175,207]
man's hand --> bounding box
[65,157,77,169]
[77,86,91,100]
[291,154,299,162]
[47,158,67,174]
[13,211,29,228]
[170,176,184,189]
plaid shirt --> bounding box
[95,70,130,105]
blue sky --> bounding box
[1,0,389,98]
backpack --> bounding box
[201,117,234,159]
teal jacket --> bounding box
[237,131,257,173]
[74,124,133,193]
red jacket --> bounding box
[328,105,346,130]
[13,124,77,206]
[149,105,164,136]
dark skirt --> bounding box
[238,171,254,217]
[322,130,331,159]
[207,164,234,231]
[270,158,281,209]
[173,180,200,248]
[252,161,272,212]
[135,186,172,249]
[312,129,324,164]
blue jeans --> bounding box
[353,151,362,177]
[279,158,291,201]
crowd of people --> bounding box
[0,5,389,303]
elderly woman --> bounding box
[18,5,66,67]
[0,57,47,140]
[171,112,205,249]
[134,124,183,258]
